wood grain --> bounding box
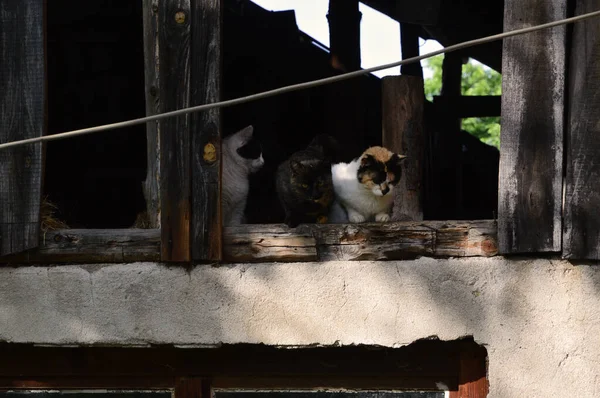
[142,0,161,228]
[563,0,600,259]
[0,229,160,264]
[382,76,425,221]
[224,221,498,263]
[0,0,44,255]
[499,0,566,254]
[159,0,192,261]
[190,0,222,262]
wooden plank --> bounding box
[142,0,161,228]
[382,76,425,221]
[563,0,600,259]
[224,221,498,263]
[456,344,488,398]
[0,229,160,264]
[0,0,44,255]
[432,96,501,118]
[327,0,361,71]
[499,0,566,254]
[175,378,202,398]
[400,23,424,78]
[159,0,192,262]
[0,221,496,264]
[190,0,222,262]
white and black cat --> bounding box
[222,125,264,226]
[329,146,405,223]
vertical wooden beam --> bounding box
[142,0,161,228]
[499,0,566,254]
[327,0,361,72]
[175,378,203,398]
[382,76,425,221]
[435,52,463,220]
[190,0,222,261]
[563,0,600,259]
[0,0,44,255]
[159,0,192,262]
[400,23,424,78]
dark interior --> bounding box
[44,0,500,227]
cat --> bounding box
[222,125,264,226]
[328,146,406,223]
[275,135,338,228]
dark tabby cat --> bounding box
[275,135,338,228]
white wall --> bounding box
[1,258,599,397]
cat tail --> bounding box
[309,134,341,163]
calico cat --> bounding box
[329,146,406,223]
[222,125,264,226]
[275,135,337,228]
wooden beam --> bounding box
[382,76,425,221]
[327,0,361,71]
[224,221,498,263]
[0,221,497,264]
[159,0,192,262]
[190,0,222,262]
[400,23,424,78]
[0,0,44,256]
[433,96,501,118]
[142,0,161,228]
[0,229,160,264]
[563,0,600,259]
[499,0,566,254]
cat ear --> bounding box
[395,154,407,165]
[235,125,254,145]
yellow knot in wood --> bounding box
[203,143,217,164]
[175,11,186,24]
[317,215,328,224]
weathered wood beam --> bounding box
[433,96,501,118]
[0,0,44,256]
[400,23,424,78]
[142,0,161,228]
[382,76,425,221]
[499,0,566,254]
[563,0,600,259]
[327,0,361,71]
[191,0,222,262]
[0,229,161,264]
[224,221,498,263]
[159,0,192,262]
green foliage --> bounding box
[423,54,501,148]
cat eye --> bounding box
[301,183,309,189]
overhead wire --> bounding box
[1,9,600,151]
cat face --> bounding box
[357,146,406,197]
[290,159,334,208]
[226,125,264,172]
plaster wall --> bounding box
[1,258,599,397]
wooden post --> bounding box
[499,0,566,254]
[436,52,463,220]
[327,0,361,72]
[190,0,222,262]
[400,23,424,78]
[0,0,44,255]
[159,0,192,262]
[142,0,161,228]
[563,0,600,259]
[382,76,425,221]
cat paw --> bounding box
[375,213,391,222]
[316,215,328,224]
[348,213,366,223]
